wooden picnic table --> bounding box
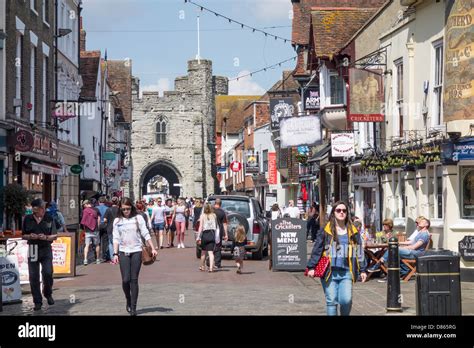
[364,243,388,280]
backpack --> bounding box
[52,213,62,230]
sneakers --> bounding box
[181,243,185,248]
[46,296,55,305]
[83,259,88,266]
[367,264,381,273]
[96,259,101,264]
[377,277,387,283]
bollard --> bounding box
[386,236,402,312]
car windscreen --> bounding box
[207,199,251,218]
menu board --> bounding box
[271,218,307,271]
[52,233,76,277]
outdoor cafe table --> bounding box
[364,243,388,280]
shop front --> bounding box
[58,140,81,229]
[8,127,60,203]
[443,137,474,280]
[351,163,381,234]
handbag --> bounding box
[201,229,215,244]
[135,217,155,266]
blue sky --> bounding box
[82,0,296,96]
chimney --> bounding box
[80,17,86,52]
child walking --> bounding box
[233,226,247,274]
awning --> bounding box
[31,162,62,175]
[308,145,330,163]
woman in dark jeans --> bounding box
[112,198,157,315]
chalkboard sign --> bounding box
[459,235,474,262]
[271,218,307,271]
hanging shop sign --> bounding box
[348,68,384,122]
[51,100,80,122]
[270,97,294,130]
[352,166,378,185]
[13,129,34,152]
[443,0,474,122]
[245,152,259,174]
[268,152,277,185]
[331,132,355,157]
[70,164,83,175]
[304,87,320,110]
[280,115,322,148]
[230,161,242,172]
[102,152,116,161]
[453,138,474,161]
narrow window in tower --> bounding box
[156,116,168,145]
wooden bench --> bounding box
[401,235,432,282]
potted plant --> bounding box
[0,183,30,234]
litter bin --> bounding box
[416,249,462,315]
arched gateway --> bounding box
[130,58,228,200]
[139,160,182,198]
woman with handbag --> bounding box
[112,198,158,316]
[196,203,218,273]
[305,201,367,316]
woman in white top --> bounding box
[112,197,157,316]
[172,198,189,249]
[196,203,218,273]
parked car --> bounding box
[195,195,270,260]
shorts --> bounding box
[153,222,165,231]
[85,230,100,246]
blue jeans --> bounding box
[321,267,353,316]
[108,233,114,260]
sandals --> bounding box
[199,266,206,272]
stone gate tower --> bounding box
[130,59,228,200]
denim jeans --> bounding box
[321,267,353,316]
[108,233,114,260]
[382,247,418,262]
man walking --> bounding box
[151,197,167,249]
[103,197,120,263]
[213,198,228,269]
[284,200,301,219]
[22,199,58,311]
[97,196,109,261]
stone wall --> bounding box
[130,59,228,200]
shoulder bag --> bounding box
[135,217,155,266]
[304,233,330,278]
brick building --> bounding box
[4,0,59,216]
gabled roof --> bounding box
[311,7,379,59]
[215,96,260,134]
[291,0,386,46]
[107,60,133,122]
[80,51,101,100]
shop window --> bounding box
[461,166,474,219]
[394,59,404,138]
[393,170,405,218]
[432,40,443,126]
[329,73,345,105]
[263,150,268,172]
[428,165,443,219]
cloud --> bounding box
[228,71,265,96]
[141,78,171,97]
[247,0,292,21]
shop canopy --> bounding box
[31,162,62,175]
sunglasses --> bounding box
[335,209,347,214]
[121,207,131,211]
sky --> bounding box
[82,0,296,96]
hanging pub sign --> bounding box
[13,129,34,152]
[348,68,384,122]
[304,87,320,110]
[268,152,277,185]
[245,152,259,174]
[230,161,242,172]
[331,132,355,157]
[458,235,474,262]
[444,0,474,122]
[279,115,321,148]
[270,97,294,130]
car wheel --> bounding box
[252,246,263,260]
[196,246,202,259]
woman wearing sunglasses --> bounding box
[112,198,158,316]
[306,201,367,316]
